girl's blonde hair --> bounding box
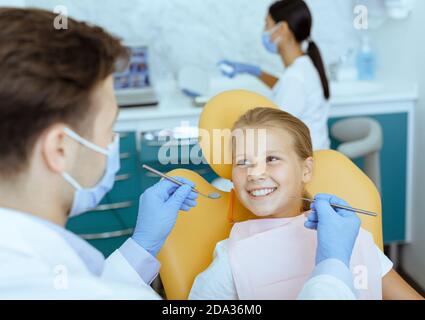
[232,107,313,211]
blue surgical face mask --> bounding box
[262,23,283,54]
[61,128,121,217]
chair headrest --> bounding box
[198,90,279,180]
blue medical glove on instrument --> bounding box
[132,177,198,257]
[218,60,262,78]
[304,194,361,268]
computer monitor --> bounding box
[114,46,158,107]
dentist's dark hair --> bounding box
[269,0,330,100]
[0,8,129,176]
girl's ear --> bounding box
[302,157,314,184]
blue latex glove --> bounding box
[182,88,201,98]
[218,60,262,78]
[132,177,198,257]
[304,194,361,268]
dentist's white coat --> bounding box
[0,208,160,299]
[0,208,354,300]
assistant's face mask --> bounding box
[61,128,120,217]
[262,23,283,54]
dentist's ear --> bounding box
[302,157,314,183]
[40,124,77,174]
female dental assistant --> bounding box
[220,0,331,150]
[0,8,358,300]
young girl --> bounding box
[189,107,423,300]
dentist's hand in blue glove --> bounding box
[132,177,198,257]
[304,194,361,268]
[218,60,262,78]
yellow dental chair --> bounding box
[157,90,383,300]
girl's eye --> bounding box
[236,159,250,167]
[267,156,280,163]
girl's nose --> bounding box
[247,163,268,181]
[247,174,267,183]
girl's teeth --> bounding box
[250,188,276,197]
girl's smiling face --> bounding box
[232,126,313,218]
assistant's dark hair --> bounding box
[269,0,330,100]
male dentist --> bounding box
[0,8,359,300]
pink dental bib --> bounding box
[227,214,382,300]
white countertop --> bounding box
[116,77,418,131]
[329,81,418,106]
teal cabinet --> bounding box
[329,112,408,243]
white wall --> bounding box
[0,0,24,6]
[21,0,358,83]
[371,2,425,286]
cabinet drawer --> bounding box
[119,132,137,155]
[99,174,141,204]
[66,200,138,235]
[140,162,218,192]
[140,139,202,165]
[118,151,139,175]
